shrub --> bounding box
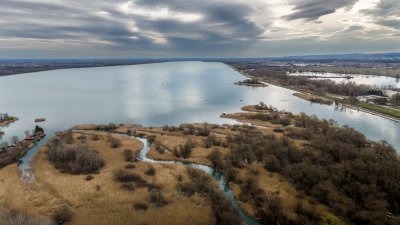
[204,134,220,148]
[110,137,122,148]
[121,183,135,191]
[52,206,73,225]
[149,189,168,207]
[77,134,87,143]
[145,167,156,176]
[273,127,285,133]
[123,149,135,162]
[91,134,99,141]
[133,203,148,211]
[146,182,162,191]
[154,141,166,154]
[173,139,194,159]
[125,164,136,169]
[177,175,183,182]
[183,167,240,225]
[46,140,105,174]
[85,175,94,181]
[147,135,156,144]
[178,182,196,197]
[94,123,117,131]
[207,149,224,170]
[113,169,148,187]
[256,192,288,225]
[209,187,241,225]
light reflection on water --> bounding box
[0,61,399,169]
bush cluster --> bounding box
[213,110,400,225]
[46,131,105,174]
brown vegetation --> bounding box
[0,130,215,225]
[46,131,105,174]
[0,113,18,127]
[217,107,400,225]
[293,92,333,105]
[136,105,400,225]
[0,207,55,225]
[0,125,45,169]
[231,63,371,96]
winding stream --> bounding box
[135,136,261,225]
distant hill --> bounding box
[272,52,400,62]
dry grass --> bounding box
[230,164,331,220]
[0,131,215,225]
[221,113,282,130]
[140,130,231,166]
[293,92,333,105]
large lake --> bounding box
[0,61,399,168]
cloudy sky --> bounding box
[1,0,399,58]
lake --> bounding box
[0,61,399,169]
[289,71,400,88]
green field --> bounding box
[342,99,400,119]
[293,66,400,78]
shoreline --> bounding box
[0,117,18,128]
[228,64,400,123]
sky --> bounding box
[0,0,399,58]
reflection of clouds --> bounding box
[119,64,174,119]
[1,62,400,152]
[341,107,399,142]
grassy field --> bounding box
[293,66,400,78]
[0,131,215,225]
[341,100,400,119]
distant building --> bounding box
[383,89,399,98]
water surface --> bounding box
[0,62,399,169]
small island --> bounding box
[293,92,333,105]
[34,118,46,123]
[234,79,268,87]
[0,113,18,127]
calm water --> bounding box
[0,61,399,168]
[290,71,400,88]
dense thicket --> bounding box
[178,168,241,225]
[46,131,104,174]
[213,110,400,225]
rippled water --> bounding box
[0,61,399,170]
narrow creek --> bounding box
[135,136,262,225]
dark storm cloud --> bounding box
[1,0,399,57]
[0,0,264,55]
[283,0,358,21]
[121,0,263,47]
[362,0,400,30]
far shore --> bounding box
[231,65,400,123]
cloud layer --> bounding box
[0,0,399,58]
